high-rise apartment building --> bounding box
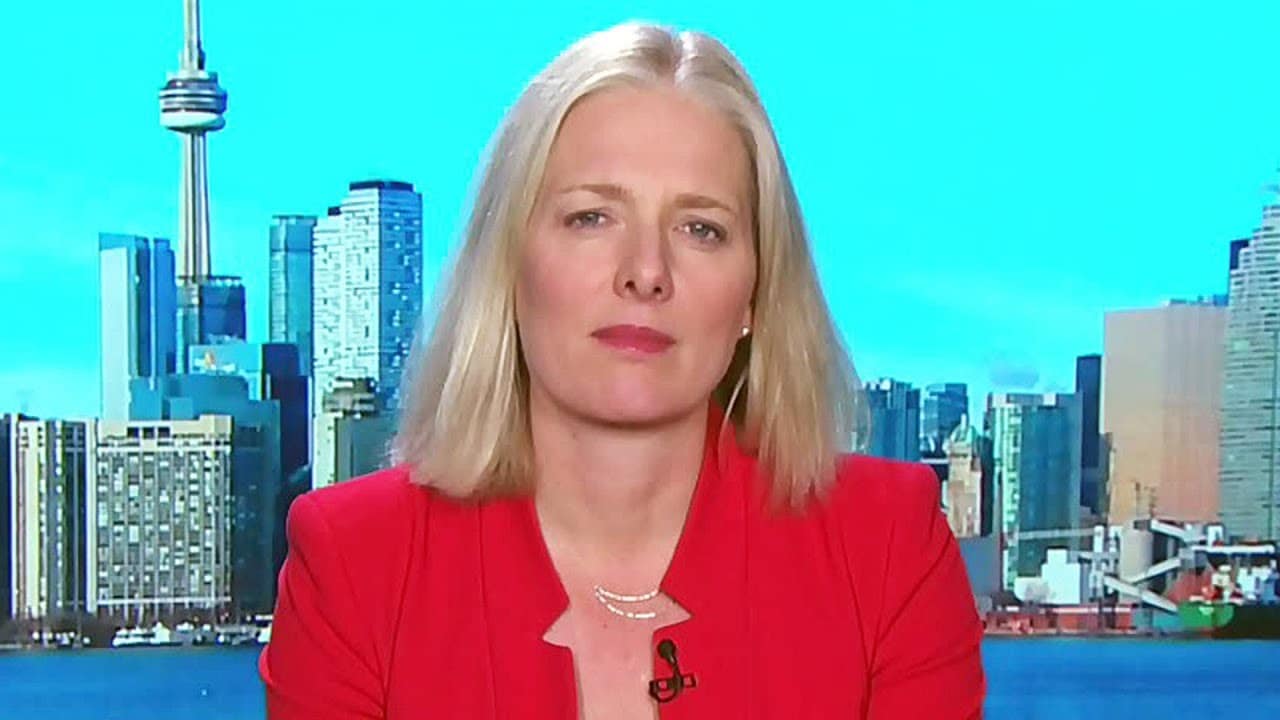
[313,181,423,414]
[99,234,177,420]
[91,416,233,622]
[1103,301,1226,526]
[987,393,1082,588]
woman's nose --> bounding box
[613,222,673,302]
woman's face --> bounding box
[518,85,757,427]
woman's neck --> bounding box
[529,397,708,575]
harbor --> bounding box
[0,615,272,653]
[961,516,1280,639]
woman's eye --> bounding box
[566,210,607,228]
[683,221,725,243]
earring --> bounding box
[740,326,751,338]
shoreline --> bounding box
[0,643,265,654]
[8,635,1280,655]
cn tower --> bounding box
[159,0,236,368]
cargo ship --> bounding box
[1173,550,1280,639]
[1177,601,1280,639]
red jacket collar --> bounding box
[481,401,756,639]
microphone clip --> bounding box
[648,638,698,703]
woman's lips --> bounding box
[590,324,676,354]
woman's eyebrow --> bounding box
[672,192,736,216]
[557,183,737,216]
[557,182,632,202]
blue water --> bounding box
[1,639,1278,718]
[982,638,1280,718]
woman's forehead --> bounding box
[541,86,753,207]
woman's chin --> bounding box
[579,394,704,429]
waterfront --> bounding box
[2,638,1279,718]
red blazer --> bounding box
[259,416,986,718]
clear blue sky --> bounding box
[2,0,1277,419]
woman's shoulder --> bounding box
[826,453,943,522]
[265,466,440,712]
[298,463,428,513]
[288,464,435,553]
[822,455,984,711]
[811,453,948,570]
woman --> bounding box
[260,21,985,719]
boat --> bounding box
[110,622,182,648]
[1176,560,1280,639]
[1177,600,1280,639]
[215,623,261,646]
[111,627,149,648]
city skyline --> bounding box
[4,2,1280,419]
[5,14,1280,714]
[3,3,1279,652]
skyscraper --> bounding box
[91,416,232,623]
[312,377,394,490]
[313,181,424,414]
[173,276,247,374]
[188,340,311,584]
[1075,354,1103,516]
[129,375,281,615]
[269,216,317,376]
[1,414,18,624]
[12,419,93,627]
[1103,302,1226,526]
[188,340,308,479]
[99,234,177,420]
[158,0,238,372]
[922,383,968,456]
[987,393,1082,588]
[1221,199,1280,540]
[943,415,993,539]
[193,277,247,343]
[864,378,921,462]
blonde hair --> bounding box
[392,21,867,507]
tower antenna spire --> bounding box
[160,0,228,369]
